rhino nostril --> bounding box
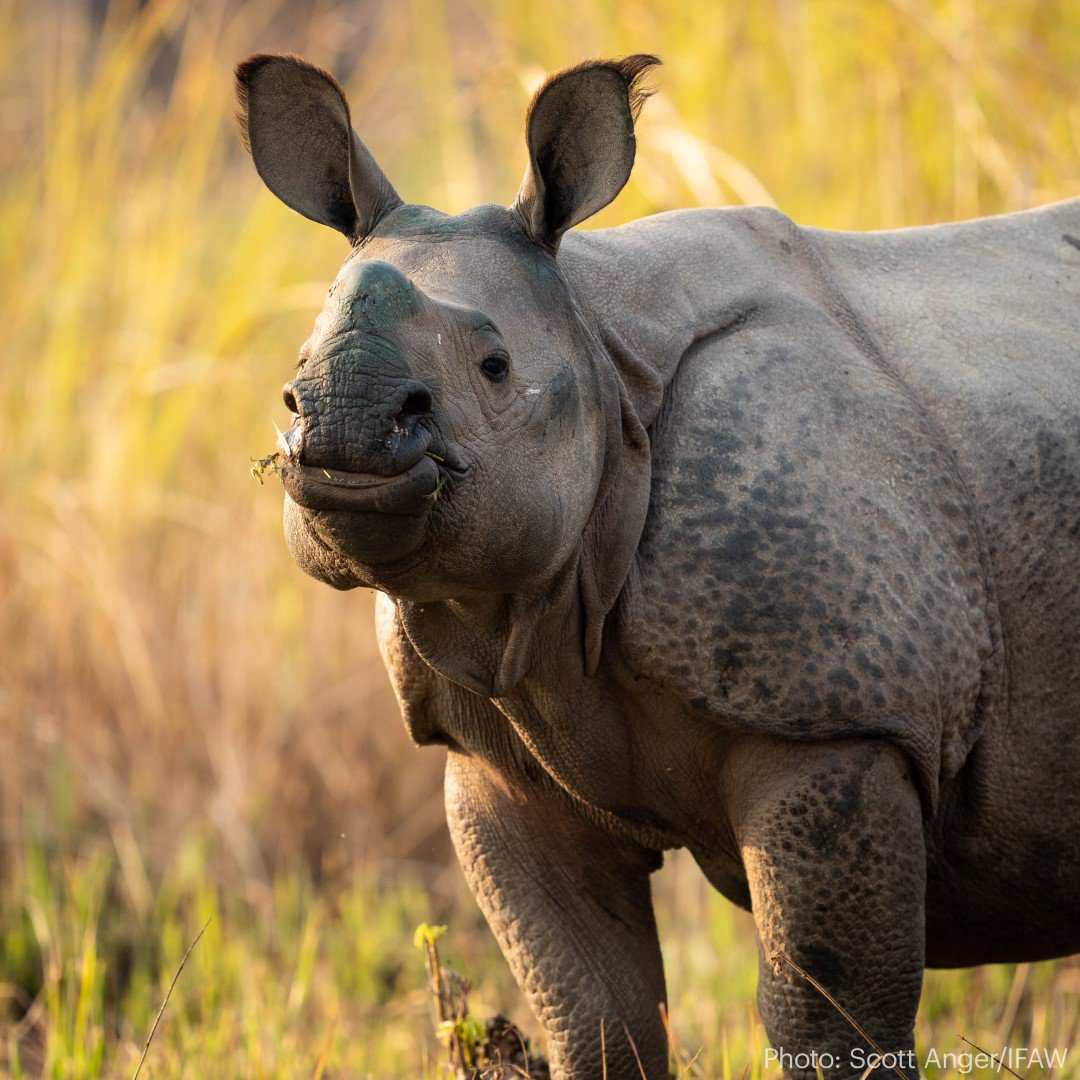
[282,383,300,416]
[398,389,433,419]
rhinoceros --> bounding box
[234,52,1080,1079]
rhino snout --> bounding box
[284,375,438,479]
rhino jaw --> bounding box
[280,452,447,579]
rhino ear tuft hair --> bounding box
[513,54,660,252]
[234,53,402,243]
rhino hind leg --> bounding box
[732,737,925,1080]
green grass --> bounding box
[3,836,1077,1078]
[3,832,517,1078]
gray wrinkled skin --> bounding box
[235,53,1080,1080]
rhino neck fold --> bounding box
[395,555,581,698]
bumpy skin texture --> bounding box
[446,751,668,1078]
[237,54,1080,1080]
[731,739,927,1078]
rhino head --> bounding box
[236,53,659,693]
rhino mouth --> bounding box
[281,455,440,515]
[278,424,468,515]
[265,403,468,520]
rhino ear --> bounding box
[513,55,660,252]
[234,54,401,243]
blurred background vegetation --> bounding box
[1,0,1078,1075]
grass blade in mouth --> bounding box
[252,420,303,484]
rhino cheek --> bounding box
[493,471,599,593]
[476,370,605,585]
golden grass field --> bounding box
[2,0,1079,1075]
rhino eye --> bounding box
[480,354,509,383]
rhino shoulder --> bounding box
[612,282,999,807]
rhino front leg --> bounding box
[445,750,669,1079]
[732,739,925,1080]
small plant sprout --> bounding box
[413,922,549,1078]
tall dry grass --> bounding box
[2,0,1079,965]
